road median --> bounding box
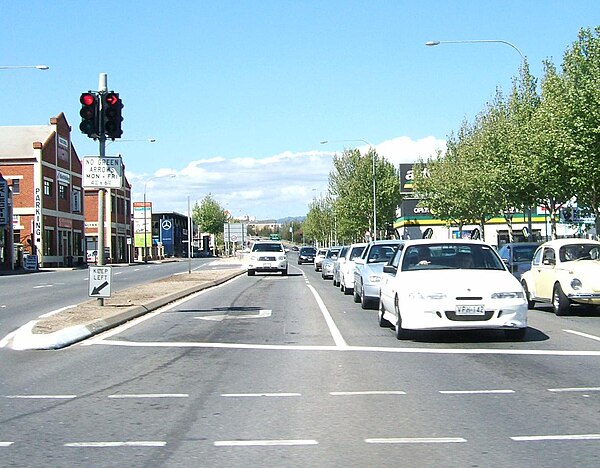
[8,262,246,351]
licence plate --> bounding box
[455,305,485,315]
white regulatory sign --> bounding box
[89,266,113,298]
[82,156,123,188]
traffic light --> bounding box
[79,92,99,138]
[102,92,123,139]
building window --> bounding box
[44,179,53,197]
[72,189,81,213]
[59,183,68,200]
[43,229,54,256]
[10,179,20,194]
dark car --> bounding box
[497,242,540,280]
[298,246,317,264]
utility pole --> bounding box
[97,73,108,305]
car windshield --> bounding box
[559,243,600,262]
[366,244,398,263]
[301,247,316,255]
[252,243,283,252]
[401,243,505,271]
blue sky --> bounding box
[2,1,599,219]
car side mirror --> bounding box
[355,258,365,265]
[383,265,397,274]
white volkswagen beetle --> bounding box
[378,239,528,340]
[521,238,600,315]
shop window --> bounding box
[43,229,54,256]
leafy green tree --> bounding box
[192,194,228,236]
[561,26,600,237]
[328,148,400,241]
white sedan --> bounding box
[378,239,528,340]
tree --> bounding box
[561,26,600,237]
[328,148,400,241]
[192,194,228,236]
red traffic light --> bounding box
[104,93,119,106]
[80,93,96,106]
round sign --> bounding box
[161,220,172,230]
[231,234,238,241]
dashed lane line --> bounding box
[64,441,166,447]
[107,393,188,399]
[214,440,318,447]
[365,437,467,444]
[5,395,77,399]
[564,329,600,342]
[330,391,406,396]
[511,434,600,442]
[439,389,515,394]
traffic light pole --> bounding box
[97,73,107,305]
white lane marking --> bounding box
[214,440,318,447]
[5,395,77,399]
[330,391,406,396]
[221,393,301,397]
[0,442,14,447]
[33,284,53,289]
[366,437,467,444]
[306,284,346,347]
[564,329,600,342]
[64,441,166,447]
[439,390,515,395]
[511,434,600,442]
[548,387,600,393]
[91,340,600,356]
[108,394,188,399]
[81,274,242,345]
[195,309,272,321]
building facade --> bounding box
[0,114,85,267]
[85,181,133,264]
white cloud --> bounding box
[130,135,445,220]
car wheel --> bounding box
[353,284,361,303]
[378,301,392,328]
[360,287,371,309]
[282,268,287,276]
[298,261,302,265]
[248,269,255,276]
[504,328,527,340]
[394,295,411,340]
[552,283,570,316]
[521,280,535,309]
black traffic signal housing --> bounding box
[79,92,100,138]
[102,92,123,139]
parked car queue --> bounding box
[251,236,600,341]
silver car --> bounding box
[321,246,343,279]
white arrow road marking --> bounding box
[195,309,272,321]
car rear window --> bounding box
[252,243,284,252]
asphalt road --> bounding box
[0,258,214,339]
[1,255,600,467]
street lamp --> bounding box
[425,38,532,235]
[425,39,525,61]
[107,138,156,147]
[143,174,176,263]
[320,139,378,241]
[0,65,49,70]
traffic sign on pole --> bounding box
[88,266,112,298]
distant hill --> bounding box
[277,216,305,224]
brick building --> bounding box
[0,114,85,267]
[84,180,133,264]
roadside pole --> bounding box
[97,73,107,305]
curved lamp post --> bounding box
[0,65,49,70]
[320,139,377,241]
[425,38,533,235]
[143,174,175,263]
[425,40,525,61]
